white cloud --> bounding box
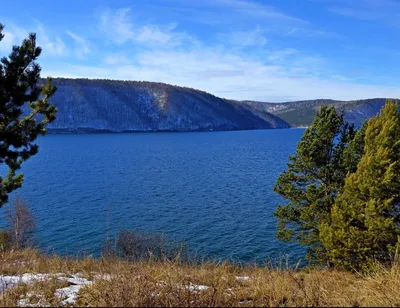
[327,0,400,27]
[136,24,176,45]
[0,24,28,54]
[66,31,90,59]
[43,61,400,102]
[41,42,400,102]
[205,0,307,24]
[42,37,66,57]
[329,7,384,21]
[225,27,268,48]
[0,24,66,57]
[24,3,399,102]
[98,7,190,47]
[37,25,67,57]
[0,30,18,53]
[99,7,134,44]
[266,48,298,62]
[104,55,131,65]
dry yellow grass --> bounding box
[1,249,400,307]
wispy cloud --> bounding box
[42,55,400,102]
[328,0,400,26]
[146,0,307,25]
[37,3,398,102]
[0,23,67,57]
[98,7,192,47]
[66,31,90,59]
[0,24,26,53]
[329,7,384,21]
[41,36,398,102]
[266,49,298,62]
[196,0,307,24]
[137,0,340,41]
[222,27,268,48]
[99,7,133,44]
[3,2,397,102]
[104,55,131,65]
[37,25,67,57]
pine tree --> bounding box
[274,106,362,264]
[320,102,400,271]
[0,24,57,207]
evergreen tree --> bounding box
[0,24,57,207]
[274,106,361,264]
[320,102,400,270]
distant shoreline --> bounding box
[46,126,297,135]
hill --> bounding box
[241,98,388,127]
[40,79,391,131]
[44,78,289,133]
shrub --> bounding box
[105,229,189,262]
[5,197,36,249]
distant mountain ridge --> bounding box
[43,78,390,132]
[45,78,289,133]
[241,98,388,127]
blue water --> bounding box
[0,129,305,263]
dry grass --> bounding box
[1,249,400,307]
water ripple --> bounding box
[0,129,305,262]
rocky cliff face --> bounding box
[45,78,290,132]
[242,98,387,127]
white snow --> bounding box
[92,273,113,281]
[55,285,84,306]
[155,281,210,294]
[55,274,93,305]
[2,272,213,306]
[57,275,93,286]
[235,276,251,281]
[185,283,210,292]
[0,273,95,306]
[0,274,54,293]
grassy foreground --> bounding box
[1,250,400,307]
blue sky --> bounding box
[1,0,400,102]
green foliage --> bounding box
[0,23,57,207]
[320,103,400,271]
[342,121,367,174]
[274,106,362,264]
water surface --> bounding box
[0,129,305,263]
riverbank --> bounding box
[1,249,399,307]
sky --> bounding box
[1,0,400,102]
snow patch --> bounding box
[55,285,84,306]
[235,276,251,281]
[0,274,54,293]
[185,283,210,292]
[57,275,93,286]
[1,273,97,306]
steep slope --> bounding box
[46,78,290,132]
[242,98,388,127]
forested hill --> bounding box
[44,78,289,133]
[42,78,389,132]
[241,98,388,127]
